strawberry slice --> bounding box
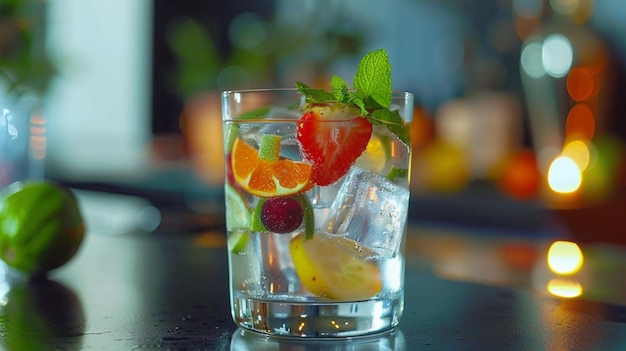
[296,104,373,186]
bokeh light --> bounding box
[520,41,546,78]
[565,104,595,141]
[547,156,582,193]
[547,240,584,275]
[547,278,583,298]
[580,135,624,200]
[228,12,268,51]
[566,67,596,101]
[562,140,590,171]
[542,34,573,78]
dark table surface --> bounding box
[1,197,626,351]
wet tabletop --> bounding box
[1,221,626,350]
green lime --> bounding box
[227,229,250,254]
[225,184,251,254]
[258,134,282,161]
[250,197,267,232]
[225,184,250,230]
[0,180,85,276]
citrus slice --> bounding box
[227,229,250,254]
[225,184,250,230]
[355,133,387,173]
[290,233,382,300]
[231,135,313,197]
[225,184,252,254]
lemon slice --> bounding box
[290,233,382,300]
[355,134,387,173]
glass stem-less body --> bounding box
[229,230,405,337]
[223,89,413,338]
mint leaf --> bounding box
[386,166,409,182]
[330,75,368,115]
[296,82,335,102]
[346,92,367,115]
[354,49,391,109]
[299,77,368,115]
[296,49,410,144]
[331,75,350,102]
[369,109,411,146]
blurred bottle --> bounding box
[520,0,624,203]
[520,0,626,244]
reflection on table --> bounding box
[0,211,624,350]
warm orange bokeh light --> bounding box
[565,104,595,141]
[567,67,596,102]
[547,240,584,275]
[547,278,583,298]
[562,140,590,171]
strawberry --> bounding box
[296,104,373,186]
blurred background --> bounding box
[2,1,626,246]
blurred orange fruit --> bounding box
[414,138,470,192]
[497,149,541,200]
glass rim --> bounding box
[222,88,413,98]
[222,88,414,123]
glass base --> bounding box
[231,294,404,338]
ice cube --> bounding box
[307,179,347,228]
[238,120,302,160]
[324,167,410,257]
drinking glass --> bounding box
[222,89,413,338]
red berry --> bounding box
[296,105,372,186]
[261,197,304,233]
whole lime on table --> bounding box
[0,180,85,276]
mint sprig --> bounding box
[295,49,410,146]
[354,48,392,109]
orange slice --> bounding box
[231,136,313,197]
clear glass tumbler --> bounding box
[222,89,413,338]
